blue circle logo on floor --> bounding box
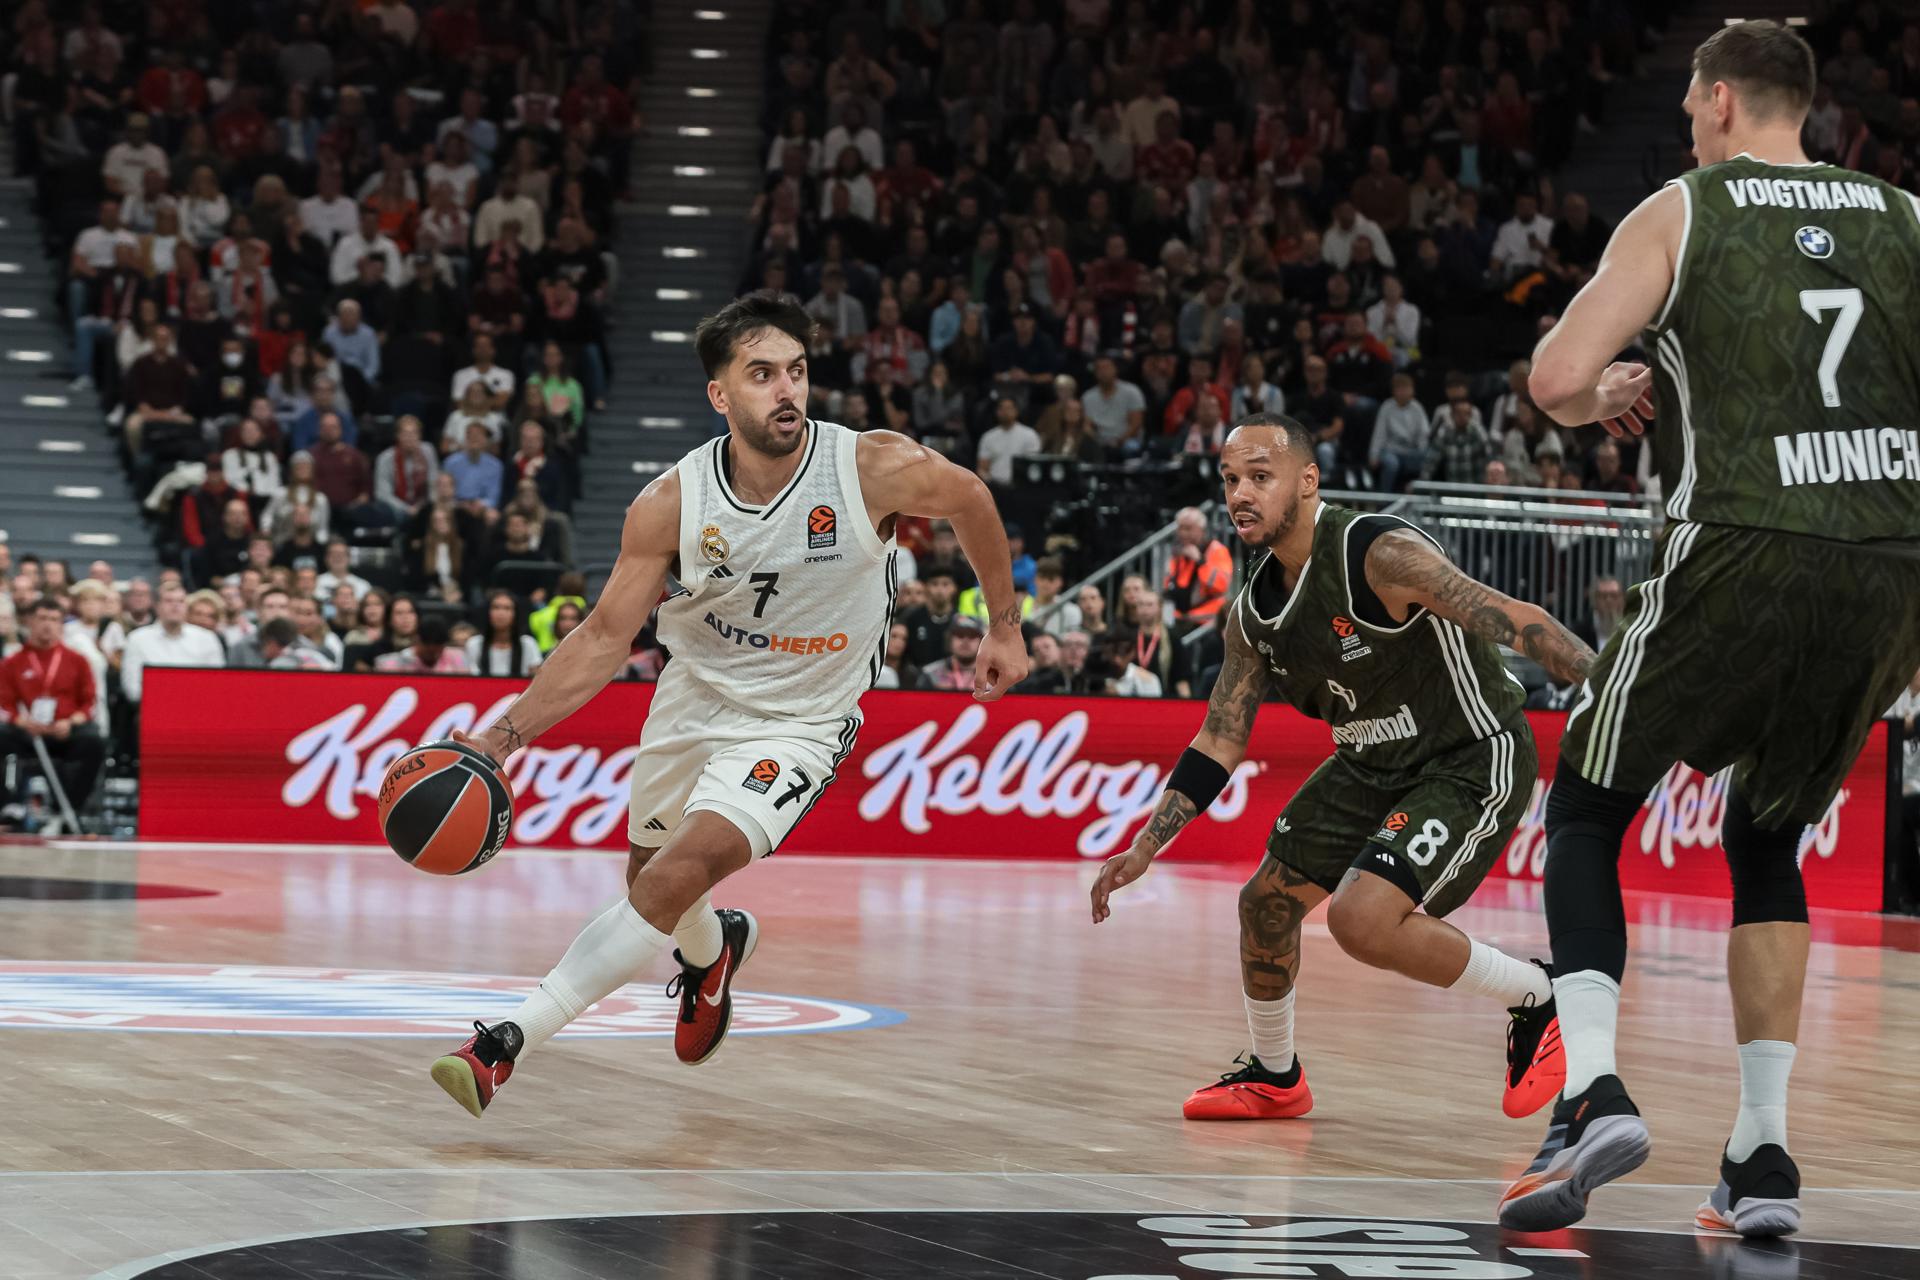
[0,962,905,1037]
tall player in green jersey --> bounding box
[1091,415,1597,1123]
[1498,21,1920,1239]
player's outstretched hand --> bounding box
[972,628,1031,702]
[1594,361,1654,437]
[1090,843,1154,923]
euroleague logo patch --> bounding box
[743,757,782,794]
[1332,615,1371,661]
[807,504,837,550]
[1382,811,1410,836]
[0,962,906,1038]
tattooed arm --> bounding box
[1092,618,1270,921]
[1365,529,1596,686]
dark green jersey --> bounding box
[1649,155,1920,542]
[1230,504,1525,774]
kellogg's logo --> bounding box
[857,704,1260,857]
[283,688,641,848]
[1501,763,1849,882]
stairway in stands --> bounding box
[1556,0,1808,220]
[0,147,152,571]
[572,1,769,579]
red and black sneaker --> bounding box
[1182,1053,1314,1120]
[1504,961,1566,1118]
[666,908,760,1065]
[429,1020,524,1118]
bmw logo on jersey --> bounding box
[1794,225,1834,259]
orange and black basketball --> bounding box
[377,739,514,875]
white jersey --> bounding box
[655,419,896,724]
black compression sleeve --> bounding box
[1167,748,1231,813]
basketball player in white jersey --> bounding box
[429,294,1028,1116]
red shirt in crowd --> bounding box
[137,66,207,116]
[213,102,270,160]
[561,83,633,137]
[1082,256,1145,304]
[0,641,97,727]
[429,4,481,60]
[1135,137,1196,191]
[313,439,374,509]
[877,163,941,214]
[1160,381,1232,435]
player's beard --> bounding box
[1233,490,1302,549]
[733,402,807,457]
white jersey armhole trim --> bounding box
[839,425,897,562]
[1905,190,1920,228]
[1652,178,1693,332]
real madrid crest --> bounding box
[700,525,730,565]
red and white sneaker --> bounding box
[1182,1053,1314,1120]
[429,1020,523,1118]
[666,908,760,1065]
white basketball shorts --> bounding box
[625,670,859,857]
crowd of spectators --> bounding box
[745,0,1669,507]
[1799,10,1920,189]
[10,0,644,614]
[0,535,639,828]
[34,0,1920,827]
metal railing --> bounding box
[1402,482,1662,621]
[1030,488,1407,635]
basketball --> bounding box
[377,739,515,875]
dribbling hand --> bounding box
[451,727,509,767]
[1090,842,1155,923]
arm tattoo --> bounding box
[991,605,1022,630]
[1239,857,1323,1001]
[1515,620,1597,686]
[1365,531,1596,687]
[1200,621,1270,746]
[1139,789,1198,855]
[496,713,526,753]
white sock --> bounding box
[1554,970,1622,1095]
[1244,991,1295,1072]
[672,894,724,969]
[508,899,670,1054]
[1727,1039,1796,1161]
[1450,939,1552,1006]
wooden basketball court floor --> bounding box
[4,839,1920,1279]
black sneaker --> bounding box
[1504,962,1565,1118]
[1498,1073,1651,1231]
[429,1020,524,1118]
[1697,1144,1801,1238]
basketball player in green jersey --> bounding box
[1091,414,1596,1123]
[1496,21,1920,1239]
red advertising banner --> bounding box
[140,670,1890,910]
